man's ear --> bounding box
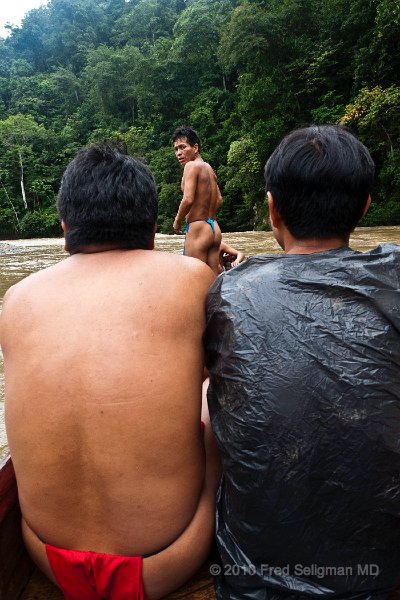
[362,195,372,218]
[267,192,281,229]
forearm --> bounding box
[175,196,193,222]
[174,163,198,231]
[174,197,194,232]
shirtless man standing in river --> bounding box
[0,145,219,600]
[172,126,222,274]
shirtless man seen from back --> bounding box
[172,126,222,275]
[0,145,219,600]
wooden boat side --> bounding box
[0,455,34,600]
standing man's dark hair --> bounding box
[264,125,375,240]
[57,145,158,254]
[172,126,201,152]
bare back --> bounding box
[180,160,222,273]
[208,165,222,222]
[206,163,223,272]
[1,249,215,556]
[181,159,211,222]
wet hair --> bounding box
[264,125,375,240]
[57,144,158,253]
[172,126,201,151]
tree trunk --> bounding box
[0,174,21,230]
[18,150,28,210]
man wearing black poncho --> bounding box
[205,125,400,600]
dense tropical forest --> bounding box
[0,0,399,238]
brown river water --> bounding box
[1,225,400,460]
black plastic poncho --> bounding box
[205,244,400,600]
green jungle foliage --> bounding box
[0,0,399,238]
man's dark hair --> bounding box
[57,144,158,253]
[172,126,201,151]
[264,125,375,240]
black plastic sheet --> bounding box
[205,244,400,600]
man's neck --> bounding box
[68,244,151,255]
[284,236,349,255]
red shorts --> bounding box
[46,544,144,600]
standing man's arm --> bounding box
[173,163,198,233]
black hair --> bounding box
[264,125,375,240]
[172,126,201,151]
[56,144,158,253]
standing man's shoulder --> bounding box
[183,160,202,175]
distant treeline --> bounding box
[0,0,399,238]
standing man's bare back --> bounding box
[208,166,223,274]
[1,145,219,600]
[172,126,222,275]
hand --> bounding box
[173,217,182,234]
[232,252,245,267]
